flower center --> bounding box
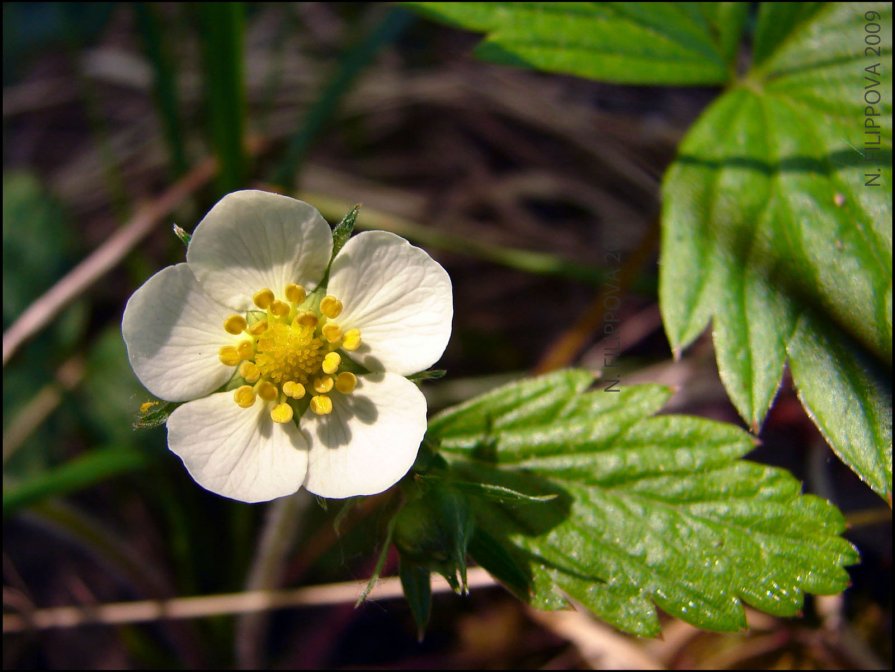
[255,322,324,385]
[218,283,363,424]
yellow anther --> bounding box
[313,375,334,394]
[139,401,159,414]
[224,314,247,334]
[237,341,255,361]
[219,345,241,366]
[249,320,269,336]
[322,352,341,374]
[342,328,362,351]
[283,381,306,399]
[271,402,294,424]
[285,283,306,304]
[270,300,290,318]
[239,361,261,383]
[253,288,275,309]
[257,381,278,402]
[335,371,357,394]
[234,385,256,408]
[294,312,318,328]
[320,295,343,319]
[322,323,342,343]
[310,395,333,415]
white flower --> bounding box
[122,190,452,502]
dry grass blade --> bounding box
[2,138,269,367]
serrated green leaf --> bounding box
[405,2,747,85]
[661,2,892,498]
[428,371,859,636]
[788,312,893,497]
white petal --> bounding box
[187,190,333,310]
[327,231,452,376]
[167,393,309,503]
[122,264,240,402]
[301,372,426,499]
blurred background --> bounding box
[3,2,891,668]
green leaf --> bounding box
[660,2,892,498]
[428,370,859,637]
[405,2,748,85]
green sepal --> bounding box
[394,477,473,595]
[398,555,432,641]
[132,399,177,429]
[331,204,360,260]
[172,223,191,248]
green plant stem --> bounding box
[235,492,310,668]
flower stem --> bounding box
[235,491,310,668]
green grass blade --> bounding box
[135,2,188,177]
[197,1,246,195]
[3,447,151,516]
[271,7,414,190]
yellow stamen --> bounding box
[270,300,290,318]
[224,314,248,334]
[320,295,343,319]
[313,375,334,394]
[285,283,306,304]
[322,352,341,374]
[234,385,256,408]
[249,320,269,336]
[253,288,275,309]
[335,371,357,394]
[322,323,342,343]
[283,381,306,399]
[139,401,158,414]
[310,395,333,415]
[294,312,318,328]
[237,341,255,361]
[239,361,261,383]
[255,322,325,385]
[219,345,241,366]
[271,402,294,424]
[257,381,278,402]
[342,328,362,351]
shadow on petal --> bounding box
[302,372,382,449]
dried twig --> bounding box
[2,138,270,367]
[3,159,214,366]
[3,566,495,633]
